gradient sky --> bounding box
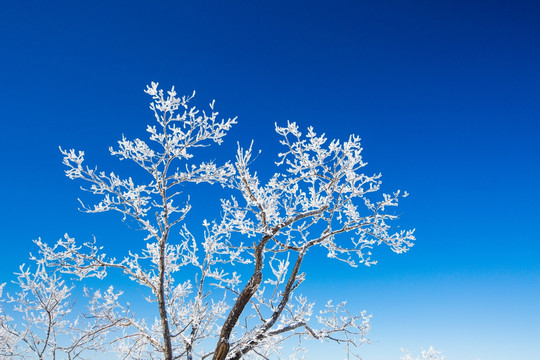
[1,1,539,359]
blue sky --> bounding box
[1,1,539,359]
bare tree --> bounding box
[4,83,414,359]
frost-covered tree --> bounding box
[0,283,18,358]
[0,248,116,360]
[6,83,415,360]
[401,346,447,360]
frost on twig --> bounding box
[401,346,447,360]
[0,245,118,360]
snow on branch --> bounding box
[401,346,447,360]
[223,120,415,267]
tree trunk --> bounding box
[211,235,269,360]
[158,236,174,360]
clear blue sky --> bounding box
[1,1,539,359]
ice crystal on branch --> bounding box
[401,346,447,360]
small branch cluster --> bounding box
[401,346,447,360]
[0,245,114,360]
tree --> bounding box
[401,347,447,360]
[0,283,18,358]
[0,247,115,360]
[2,83,415,360]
